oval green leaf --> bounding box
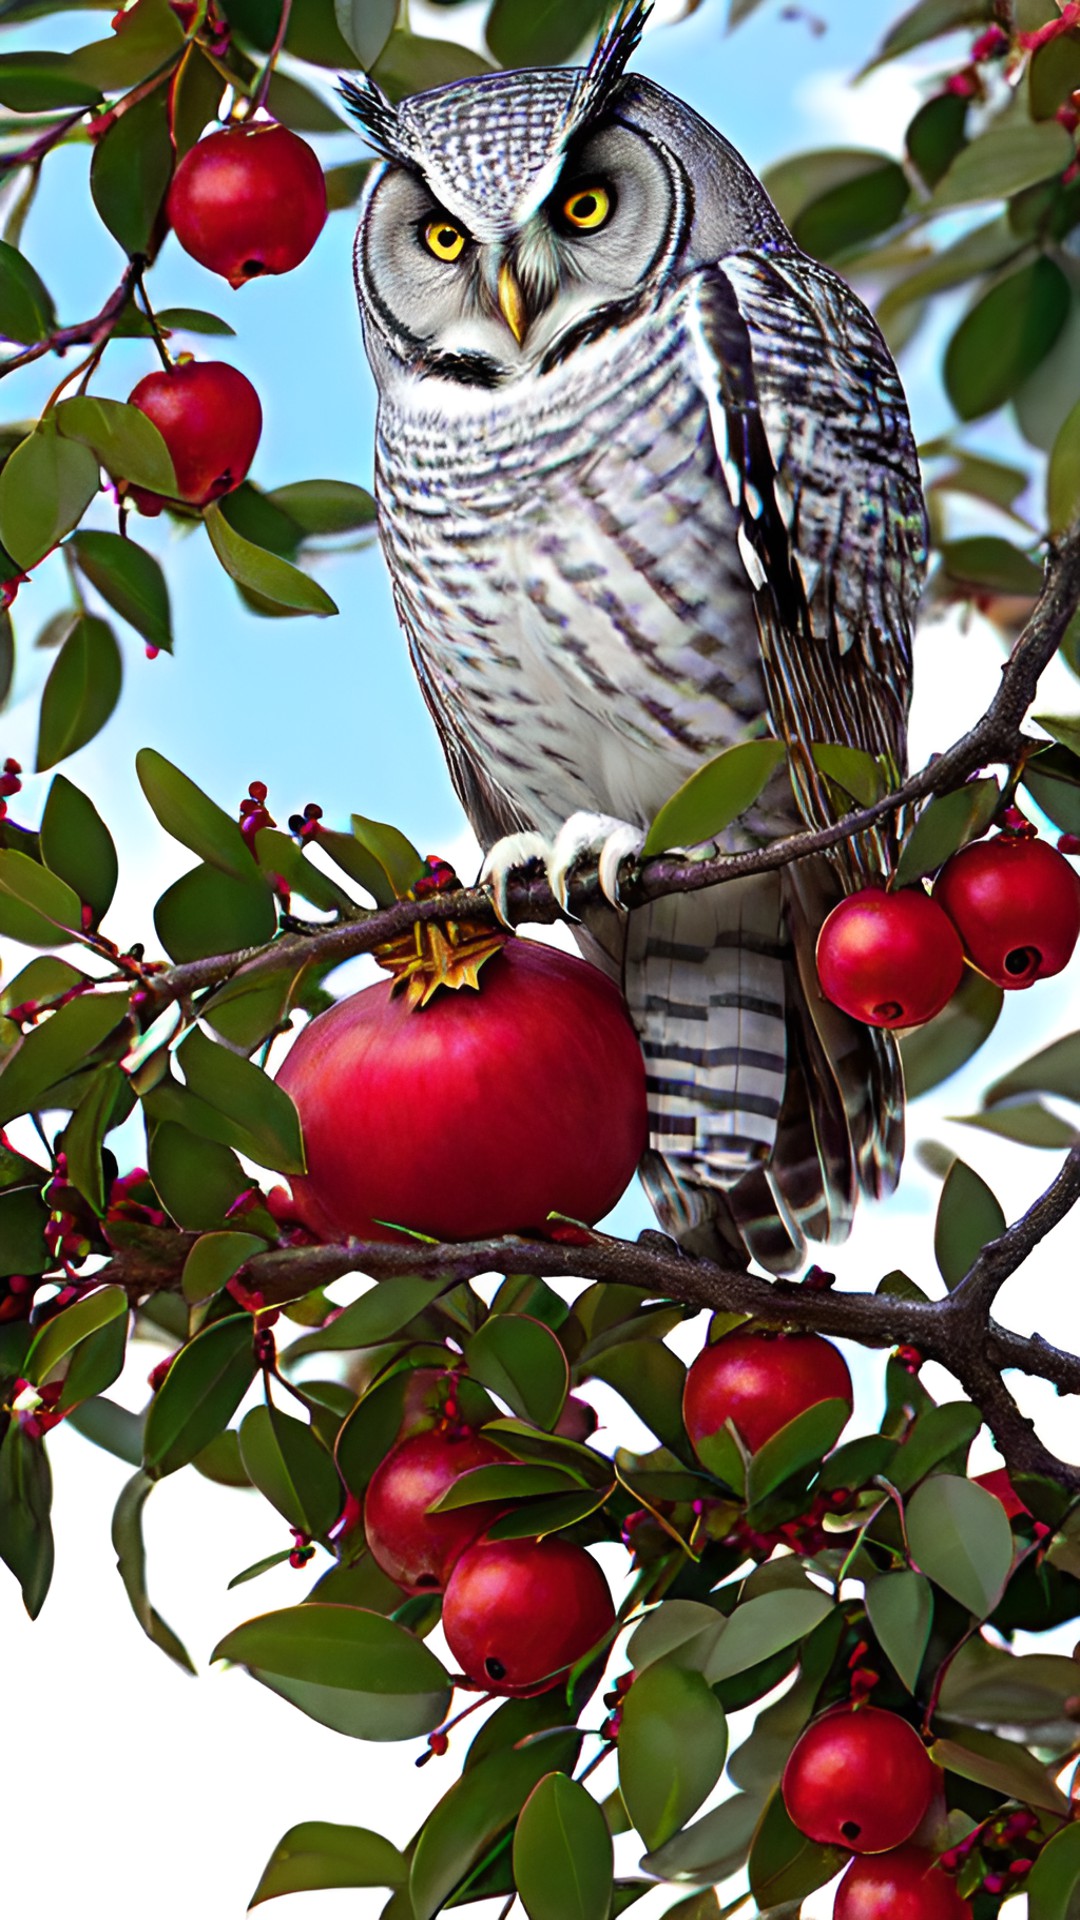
[238,1404,342,1538]
[36,615,122,772]
[643,739,786,857]
[865,1571,933,1692]
[142,1314,257,1477]
[465,1314,568,1432]
[906,1473,1013,1618]
[212,1603,452,1743]
[618,1662,728,1851]
[205,501,338,617]
[934,1156,1006,1289]
[251,1821,406,1908]
[513,1772,614,1920]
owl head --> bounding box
[345,2,785,385]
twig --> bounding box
[0,106,88,181]
[251,0,293,113]
[0,261,141,381]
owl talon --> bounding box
[548,812,645,914]
[481,830,549,926]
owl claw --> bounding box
[549,813,645,914]
[481,830,549,926]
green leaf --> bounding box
[1024,742,1080,834]
[986,1028,1080,1106]
[264,69,348,133]
[284,1278,449,1356]
[513,1772,613,1920]
[927,449,1031,516]
[410,1730,580,1920]
[68,0,185,88]
[0,990,129,1126]
[1027,1818,1080,1919]
[0,50,102,110]
[945,257,1071,421]
[0,238,55,345]
[148,1120,248,1230]
[704,1590,835,1684]
[587,1337,687,1453]
[891,1400,982,1493]
[136,747,252,878]
[251,1822,406,1908]
[0,1418,53,1617]
[229,1548,293,1588]
[89,85,173,255]
[154,861,276,964]
[333,0,396,67]
[431,1461,583,1511]
[156,305,236,336]
[938,535,1043,598]
[182,1229,266,1305]
[1029,28,1080,120]
[323,159,378,212]
[176,1026,304,1174]
[24,1284,127,1388]
[66,528,172,649]
[906,1473,1014,1617]
[934,1157,1006,1289]
[66,1394,143,1465]
[267,478,377,537]
[486,0,607,65]
[810,742,886,807]
[484,1486,612,1541]
[35,614,122,772]
[1049,394,1080,536]
[0,1186,49,1276]
[865,1572,933,1691]
[746,1398,851,1509]
[0,422,99,569]
[238,1404,342,1538]
[111,1468,195,1672]
[900,964,1002,1099]
[747,1788,846,1910]
[642,1792,763,1885]
[953,1101,1079,1148]
[349,812,426,902]
[40,773,118,923]
[619,1662,728,1851]
[868,0,992,66]
[465,1314,568,1432]
[219,481,304,561]
[143,1314,256,1477]
[793,160,909,262]
[930,115,1073,209]
[931,1728,1068,1815]
[895,779,1000,884]
[370,29,495,103]
[643,740,786,857]
[0,847,82,947]
[204,501,338,617]
[907,91,969,190]
[212,1603,452,1742]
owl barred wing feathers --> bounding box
[349,20,928,1272]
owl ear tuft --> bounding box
[338,72,416,165]
[571,2,651,128]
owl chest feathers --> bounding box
[374,295,769,836]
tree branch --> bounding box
[0,261,140,381]
[142,518,1080,1015]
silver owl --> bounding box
[343,3,928,1274]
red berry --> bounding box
[441,1536,615,1696]
[167,123,327,288]
[363,1427,513,1595]
[834,1846,973,1918]
[816,888,964,1028]
[974,1466,1031,1521]
[782,1707,936,1853]
[683,1328,852,1459]
[274,940,647,1242]
[128,361,262,509]
[934,832,1080,988]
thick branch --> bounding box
[144,518,1080,1014]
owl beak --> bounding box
[497,261,528,345]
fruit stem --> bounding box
[251,0,293,113]
[134,268,173,373]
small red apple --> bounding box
[441,1536,615,1696]
[816,888,965,1028]
[934,831,1080,988]
[833,1845,973,1918]
[363,1426,512,1595]
[167,123,327,288]
[782,1706,936,1853]
[683,1327,852,1459]
[275,939,647,1243]
[128,360,261,510]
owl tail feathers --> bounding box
[626,867,904,1276]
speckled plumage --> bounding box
[349,10,928,1271]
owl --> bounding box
[343,3,928,1274]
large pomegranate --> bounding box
[275,936,647,1241]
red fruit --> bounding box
[683,1328,852,1459]
[275,940,647,1242]
[441,1536,615,1696]
[363,1427,512,1595]
[167,124,327,287]
[816,888,965,1028]
[782,1706,936,1853]
[128,361,262,509]
[974,1466,1031,1521]
[834,1846,973,1918]
[934,832,1080,988]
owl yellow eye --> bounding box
[424,219,466,262]
[561,183,613,231]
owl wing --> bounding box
[685,248,928,880]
